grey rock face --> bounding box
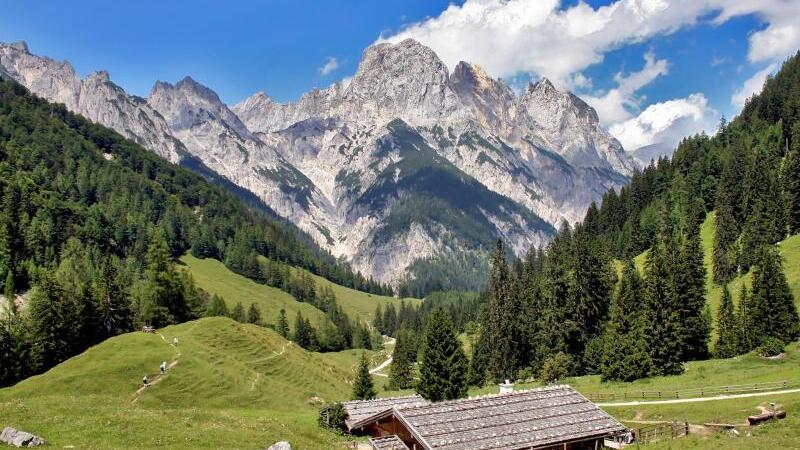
[0,427,45,447]
[0,38,635,286]
[266,442,291,450]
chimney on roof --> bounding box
[499,379,514,394]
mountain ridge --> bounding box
[0,38,634,285]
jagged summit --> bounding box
[0,38,635,285]
[9,41,29,53]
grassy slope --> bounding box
[296,267,421,325]
[179,255,329,330]
[0,317,368,449]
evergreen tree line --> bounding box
[0,80,381,387]
[396,252,489,298]
[372,291,481,338]
[468,52,800,384]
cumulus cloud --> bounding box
[583,52,669,126]
[609,93,718,157]
[731,63,779,108]
[319,57,340,76]
[380,0,800,83]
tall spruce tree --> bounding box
[737,285,758,353]
[750,246,800,343]
[247,303,262,325]
[388,328,417,390]
[352,352,376,400]
[714,287,740,358]
[675,228,711,360]
[713,142,747,283]
[417,308,468,402]
[644,231,684,374]
[276,308,290,338]
[784,123,800,234]
[601,261,651,382]
[483,240,524,382]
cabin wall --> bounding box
[364,416,423,450]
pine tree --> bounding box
[644,241,684,376]
[276,308,289,338]
[417,308,468,402]
[750,246,800,343]
[351,352,375,400]
[714,287,740,358]
[247,303,262,325]
[483,240,524,382]
[93,258,132,338]
[373,304,384,335]
[601,262,651,382]
[205,294,229,317]
[383,304,397,337]
[388,328,417,390]
[675,229,710,360]
[231,302,246,323]
[737,285,758,353]
[28,272,79,371]
[784,122,800,234]
[713,142,746,283]
[293,312,312,348]
[3,270,15,318]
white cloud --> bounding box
[319,57,340,76]
[380,0,800,84]
[583,52,669,126]
[731,63,778,108]
[609,93,718,156]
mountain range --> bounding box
[0,39,635,285]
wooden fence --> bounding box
[636,421,689,445]
[585,380,789,402]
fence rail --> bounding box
[585,380,790,402]
[637,420,689,444]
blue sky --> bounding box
[1,1,798,152]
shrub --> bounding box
[756,337,785,357]
[540,352,572,383]
[319,402,347,431]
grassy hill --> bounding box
[0,317,367,449]
[181,254,422,330]
[179,255,329,331]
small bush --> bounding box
[319,402,347,431]
[756,337,785,357]
[540,352,572,383]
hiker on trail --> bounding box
[173,337,179,347]
[160,361,167,374]
[142,375,149,386]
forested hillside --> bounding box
[468,52,800,385]
[0,80,387,387]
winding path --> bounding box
[131,333,181,403]
[598,388,800,407]
[370,337,396,378]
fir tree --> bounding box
[373,304,383,335]
[351,352,375,400]
[276,308,289,338]
[750,246,800,343]
[737,285,758,353]
[644,241,684,376]
[28,273,79,371]
[247,303,262,325]
[784,122,800,234]
[231,302,246,323]
[417,308,468,402]
[714,287,740,358]
[383,304,397,337]
[601,262,651,382]
[388,328,417,390]
[675,229,710,360]
[3,270,15,318]
[483,240,524,382]
[205,294,228,317]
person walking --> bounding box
[160,361,167,374]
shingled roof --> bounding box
[343,395,430,430]
[395,385,625,450]
[369,435,411,450]
[345,385,625,450]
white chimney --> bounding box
[499,379,514,394]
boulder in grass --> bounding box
[0,427,45,447]
[266,442,291,450]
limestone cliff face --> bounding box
[0,39,634,285]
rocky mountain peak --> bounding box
[86,70,111,83]
[9,41,29,53]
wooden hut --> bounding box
[343,385,625,450]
